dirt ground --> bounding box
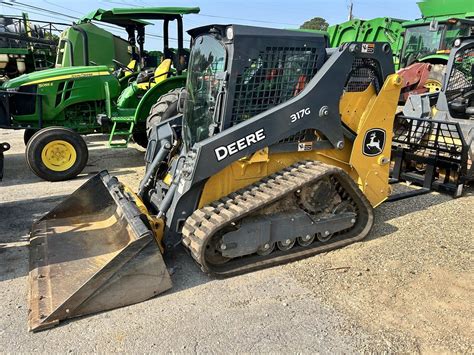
[0,128,473,352]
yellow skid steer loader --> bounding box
[28,25,402,331]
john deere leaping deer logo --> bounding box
[363,128,386,156]
[367,133,381,150]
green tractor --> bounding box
[397,0,474,98]
[0,7,199,182]
[400,0,474,69]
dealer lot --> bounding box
[0,129,472,352]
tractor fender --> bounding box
[417,54,448,64]
[134,75,186,124]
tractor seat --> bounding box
[124,59,137,77]
[114,59,138,80]
[136,59,172,90]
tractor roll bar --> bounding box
[163,15,184,75]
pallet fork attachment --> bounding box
[388,115,469,200]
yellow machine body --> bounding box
[199,74,402,209]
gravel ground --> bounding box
[0,128,473,352]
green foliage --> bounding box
[300,17,329,31]
[44,32,60,44]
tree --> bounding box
[300,17,329,31]
[44,32,60,43]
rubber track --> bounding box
[182,160,374,276]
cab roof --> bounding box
[81,7,200,27]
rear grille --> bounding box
[344,58,382,92]
[279,129,316,143]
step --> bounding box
[112,130,133,136]
[109,142,129,148]
[111,116,135,123]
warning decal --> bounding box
[361,43,375,54]
[298,142,313,152]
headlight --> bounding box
[226,26,234,40]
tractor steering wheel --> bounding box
[113,59,134,73]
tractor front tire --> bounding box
[146,88,180,138]
[26,127,88,181]
[24,128,38,145]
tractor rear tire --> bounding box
[26,127,88,181]
[132,131,148,149]
[146,88,180,138]
[24,128,38,145]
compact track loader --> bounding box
[28,25,402,331]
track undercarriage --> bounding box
[183,161,374,276]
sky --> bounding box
[0,0,422,50]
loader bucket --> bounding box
[28,171,172,332]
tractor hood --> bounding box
[2,65,111,89]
